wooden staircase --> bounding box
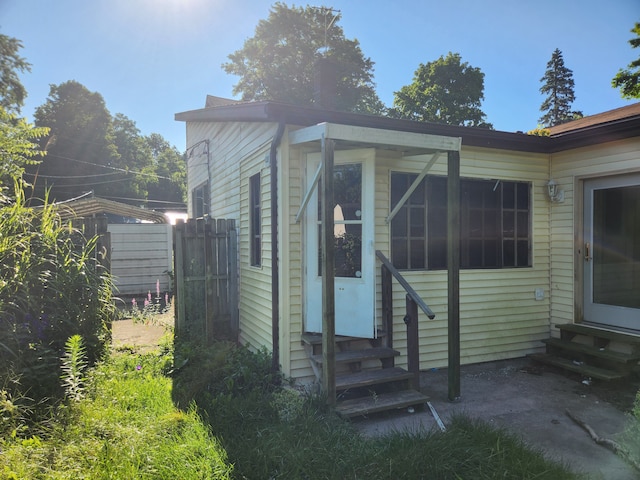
[302,332,429,418]
[530,323,640,381]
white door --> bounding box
[304,149,376,338]
[583,174,640,331]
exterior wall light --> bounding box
[547,179,565,203]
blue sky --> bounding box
[2,0,639,151]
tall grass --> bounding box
[173,340,578,480]
[0,186,114,427]
[1,344,232,479]
[1,333,579,479]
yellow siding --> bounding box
[185,120,279,353]
[374,146,551,371]
[239,148,273,350]
[282,143,313,381]
[282,143,552,383]
[187,116,639,384]
[549,137,640,332]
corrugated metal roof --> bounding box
[54,197,168,223]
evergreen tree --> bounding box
[539,49,582,127]
[612,22,640,99]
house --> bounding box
[176,99,640,414]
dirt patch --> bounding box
[112,312,173,353]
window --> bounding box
[249,173,261,267]
[391,173,531,270]
[192,181,209,218]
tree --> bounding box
[145,133,186,209]
[391,52,492,128]
[539,48,582,127]
[222,3,385,114]
[109,113,154,201]
[0,33,31,114]
[612,22,640,99]
[28,81,120,202]
[0,107,49,196]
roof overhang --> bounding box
[288,122,461,156]
[176,100,640,154]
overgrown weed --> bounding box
[1,347,232,479]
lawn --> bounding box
[1,327,581,479]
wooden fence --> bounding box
[173,218,238,344]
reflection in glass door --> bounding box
[304,150,376,338]
[317,164,363,279]
[584,175,640,331]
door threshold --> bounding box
[579,321,640,337]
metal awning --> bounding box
[53,197,168,224]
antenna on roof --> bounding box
[312,6,340,55]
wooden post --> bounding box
[405,295,420,390]
[227,221,239,339]
[204,219,214,344]
[173,221,186,338]
[381,264,393,348]
[321,136,336,405]
[447,150,461,401]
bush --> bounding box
[171,340,282,408]
[0,187,114,422]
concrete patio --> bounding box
[353,358,639,479]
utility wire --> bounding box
[45,153,179,181]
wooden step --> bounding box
[542,337,640,364]
[301,330,386,346]
[336,367,413,391]
[336,389,429,418]
[529,353,625,381]
[310,347,399,366]
[557,323,640,345]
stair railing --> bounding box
[376,250,435,389]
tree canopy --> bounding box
[222,3,384,114]
[538,48,582,127]
[26,80,185,209]
[612,22,640,99]
[390,52,492,128]
[0,107,49,197]
[29,80,120,202]
[0,33,31,114]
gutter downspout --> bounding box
[270,122,286,373]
